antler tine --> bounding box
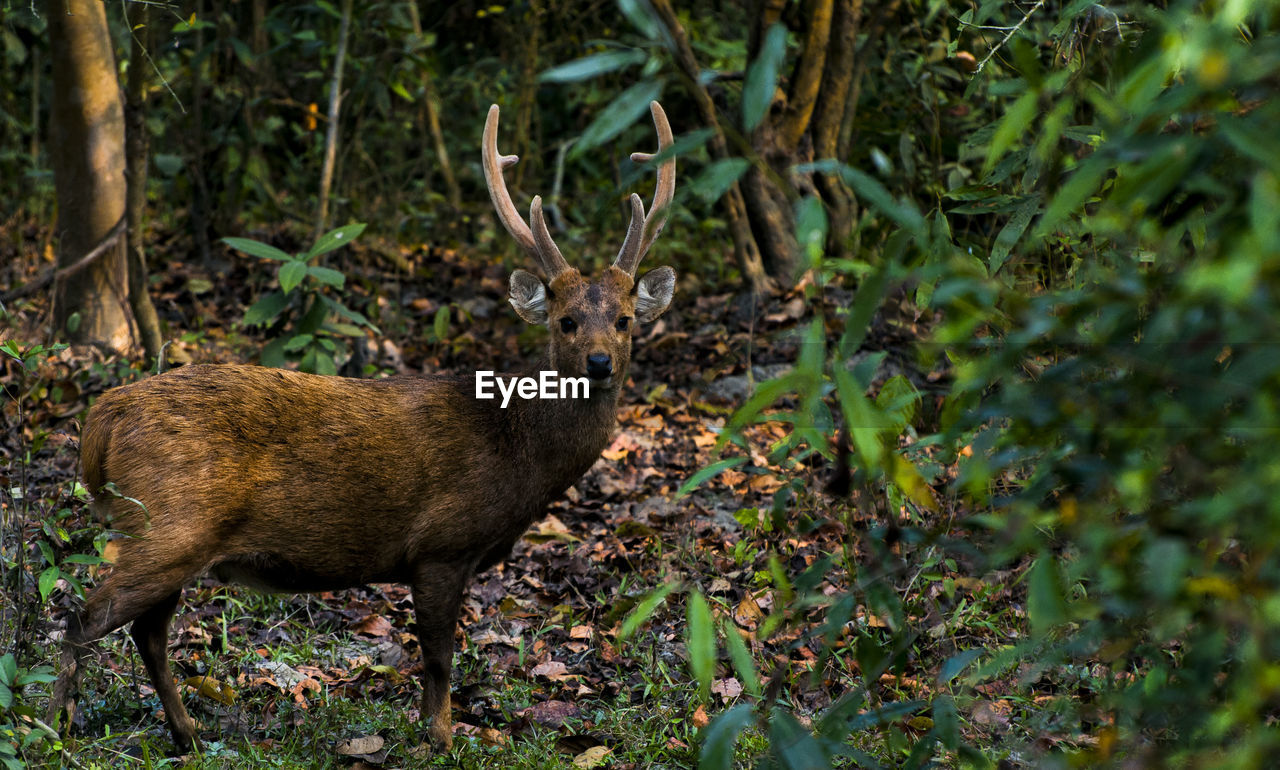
[614,101,676,276]
[530,196,570,277]
[613,194,646,274]
[483,104,569,279]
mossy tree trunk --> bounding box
[49,0,132,351]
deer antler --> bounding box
[483,105,571,280]
[614,101,676,277]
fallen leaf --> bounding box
[336,735,385,756]
[523,699,580,727]
[573,746,612,768]
[183,675,237,705]
[691,705,709,728]
[526,516,580,543]
[569,625,593,640]
[711,678,743,702]
[530,661,571,680]
[353,614,393,638]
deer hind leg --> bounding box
[48,541,201,750]
[129,590,198,752]
[410,564,471,751]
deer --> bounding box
[46,101,677,754]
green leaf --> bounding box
[767,711,827,768]
[284,334,314,352]
[539,49,646,83]
[720,617,761,697]
[988,195,1040,274]
[433,305,451,342]
[937,648,983,686]
[260,337,288,368]
[742,24,786,132]
[0,682,10,710]
[62,553,104,566]
[38,567,59,602]
[802,161,926,234]
[617,0,665,43]
[307,266,346,288]
[795,195,828,270]
[0,655,16,685]
[619,581,681,641]
[675,456,748,499]
[875,374,921,433]
[1035,155,1107,237]
[279,260,307,294]
[697,704,753,770]
[833,366,885,471]
[686,592,716,700]
[985,89,1039,171]
[574,79,665,156]
[242,291,288,327]
[304,223,368,260]
[322,296,380,333]
[690,158,750,204]
[1027,555,1067,636]
[222,237,292,261]
[933,695,959,750]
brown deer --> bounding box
[47,101,677,753]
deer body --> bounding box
[49,102,677,753]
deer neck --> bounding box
[500,356,622,493]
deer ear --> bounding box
[634,266,675,323]
[509,269,549,325]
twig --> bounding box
[0,215,127,304]
[975,0,1048,74]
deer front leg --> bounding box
[410,564,470,751]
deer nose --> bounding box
[586,353,613,380]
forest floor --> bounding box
[1,227,1079,767]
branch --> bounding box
[0,215,127,304]
[974,0,1047,74]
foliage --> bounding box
[224,223,377,374]
[0,654,60,769]
[636,0,1280,766]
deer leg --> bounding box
[129,590,198,753]
[410,565,470,751]
[48,545,199,748]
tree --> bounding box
[649,0,866,292]
[49,0,131,351]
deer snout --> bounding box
[586,353,613,380]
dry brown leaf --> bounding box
[733,598,764,627]
[530,661,570,680]
[569,624,593,640]
[711,678,743,702]
[353,614,393,638]
[335,735,385,756]
[524,699,580,727]
[572,746,612,768]
[692,431,718,448]
[691,705,710,728]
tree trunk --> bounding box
[406,1,462,209]
[812,0,861,253]
[650,0,777,296]
[49,0,131,351]
[314,0,353,241]
[126,4,164,366]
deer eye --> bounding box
[560,317,577,334]
[615,317,630,332]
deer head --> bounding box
[483,101,677,391]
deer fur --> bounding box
[47,101,677,753]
